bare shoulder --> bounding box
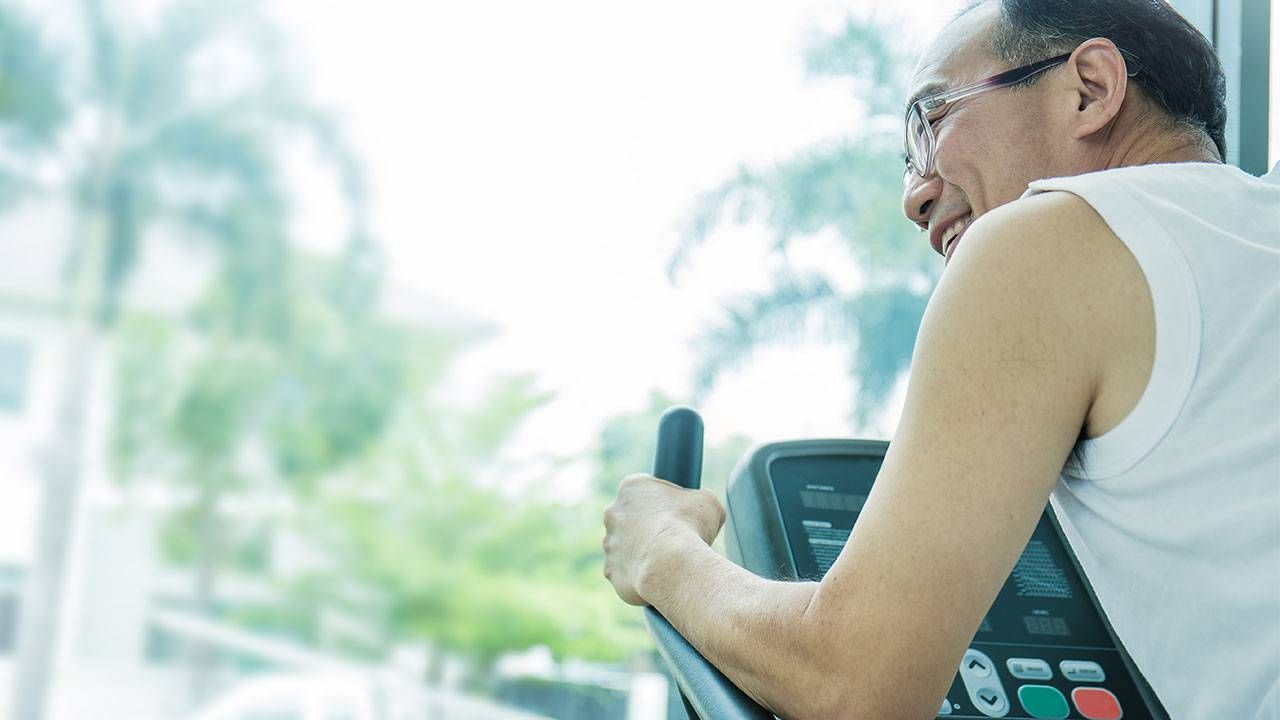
[945,189,1151,320]
[960,190,1127,274]
[942,189,1155,439]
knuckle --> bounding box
[698,488,723,514]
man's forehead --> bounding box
[906,2,1001,107]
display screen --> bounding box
[799,486,868,512]
[1024,615,1071,637]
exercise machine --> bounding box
[644,406,1168,720]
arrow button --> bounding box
[971,687,1009,717]
[962,649,994,678]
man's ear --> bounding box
[1063,38,1129,140]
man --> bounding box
[602,1,1279,718]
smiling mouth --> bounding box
[941,213,973,260]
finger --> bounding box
[620,472,654,488]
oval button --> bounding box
[1017,685,1070,720]
[1060,660,1106,683]
[963,649,994,678]
[1071,687,1123,720]
[973,686,1010,717]
[1007,657,1053,680]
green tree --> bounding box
[275,330,649,681]
[673,16,940,433]
[0,0,370,713]
[110,243,409,702]
[297,383,755,689]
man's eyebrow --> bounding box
[904,81,949,114]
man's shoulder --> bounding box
[962,190,1147,291]
[946,190,1154,438]
[974,190,1109,248]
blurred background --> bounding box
[0,1,1273,718]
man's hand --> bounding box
[602,473,726,606]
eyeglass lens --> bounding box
[906,106,930,176]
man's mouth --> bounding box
[937,213,973,261]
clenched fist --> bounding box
[602,473,726,606]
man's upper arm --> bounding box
[801,192,1122,718]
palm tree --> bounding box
[0,0,370,715]
[671,16,941,433]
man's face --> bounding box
[901,2,1060,264]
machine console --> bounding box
[725,440,1168,720]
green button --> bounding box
[1017,685,1070,719]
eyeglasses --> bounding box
[903,47,1143,177]
[903,52,1076,178]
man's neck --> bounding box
[1096,109,1222,169]
[1111,135,1221,167]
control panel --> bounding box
[724,440,1167,720]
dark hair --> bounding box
[960,0,1228,159]
[1064,429,1090,476]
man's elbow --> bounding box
[780,622,872,718]
[790,627,940,719]
[798,674,940,720]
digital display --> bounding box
[799,489,868,512]
[1023,615,1071,637]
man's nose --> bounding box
[902,170,941,230]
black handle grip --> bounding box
[644,407,774,720]
[654,406,703,490]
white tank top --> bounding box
[1021,162,1280,720]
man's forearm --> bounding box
[638,527,835,718]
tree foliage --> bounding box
[74,0,660,678]
[673,15,941,432]
[282,335,648,667]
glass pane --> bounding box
[0,1,959,718]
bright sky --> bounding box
[271,0,961,496]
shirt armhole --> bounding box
[1023,178,1202,479]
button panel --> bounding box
[939,651,1130,720]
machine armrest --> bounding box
[644,606,776,720]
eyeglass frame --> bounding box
[903,46,1142,178]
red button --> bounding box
[1071,687,1123,720]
